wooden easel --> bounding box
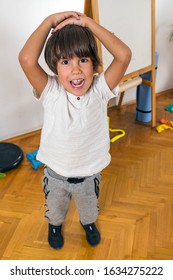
[84,0,156,127]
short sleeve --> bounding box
[92,72,120,103]
[33,75,60,103]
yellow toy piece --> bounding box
[156,124,173,133]
[156,118,173,133]
[108,117,125,143]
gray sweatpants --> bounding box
[42,166,101,226]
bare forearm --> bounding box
[18,16,52,68]
[86,18,130,59]
[85,17,131,66]
[19,12,82,69]
[84,17,132,89]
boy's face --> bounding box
[57,56,94,96]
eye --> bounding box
[80,58,88,63]
[61,59,69,65]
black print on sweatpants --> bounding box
[43,176,50,199]
[94,177,100,199]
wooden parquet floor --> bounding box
[0,91,173,260]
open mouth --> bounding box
[70,79,85,88]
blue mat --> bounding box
[136,52,159,122]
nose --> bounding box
[71,61,82,74]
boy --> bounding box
[19,11,131,249]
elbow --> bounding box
[121,47,132,70]
[124,46,132,65]
[127,47,132,63]
[18,51,28,67]
[18,50,33,70]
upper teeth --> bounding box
[73,79,82,83]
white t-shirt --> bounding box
[35,72,119,177]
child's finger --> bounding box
[53,17,81,32]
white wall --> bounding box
[1,0,173,140]
[0,0,84,141]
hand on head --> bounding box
[52,11,87,33]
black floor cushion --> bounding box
[0,142,23,172]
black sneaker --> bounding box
[81,222,101,246]
[48,224,64,249]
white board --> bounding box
[97,0,152,75]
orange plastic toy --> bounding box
[160,118,173,127]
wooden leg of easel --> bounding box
[151,66,156,127]
[117,91,125,109]
[151,89,156,127]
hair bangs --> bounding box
[57,25,92,59]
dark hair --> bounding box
[44,24,101,74]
